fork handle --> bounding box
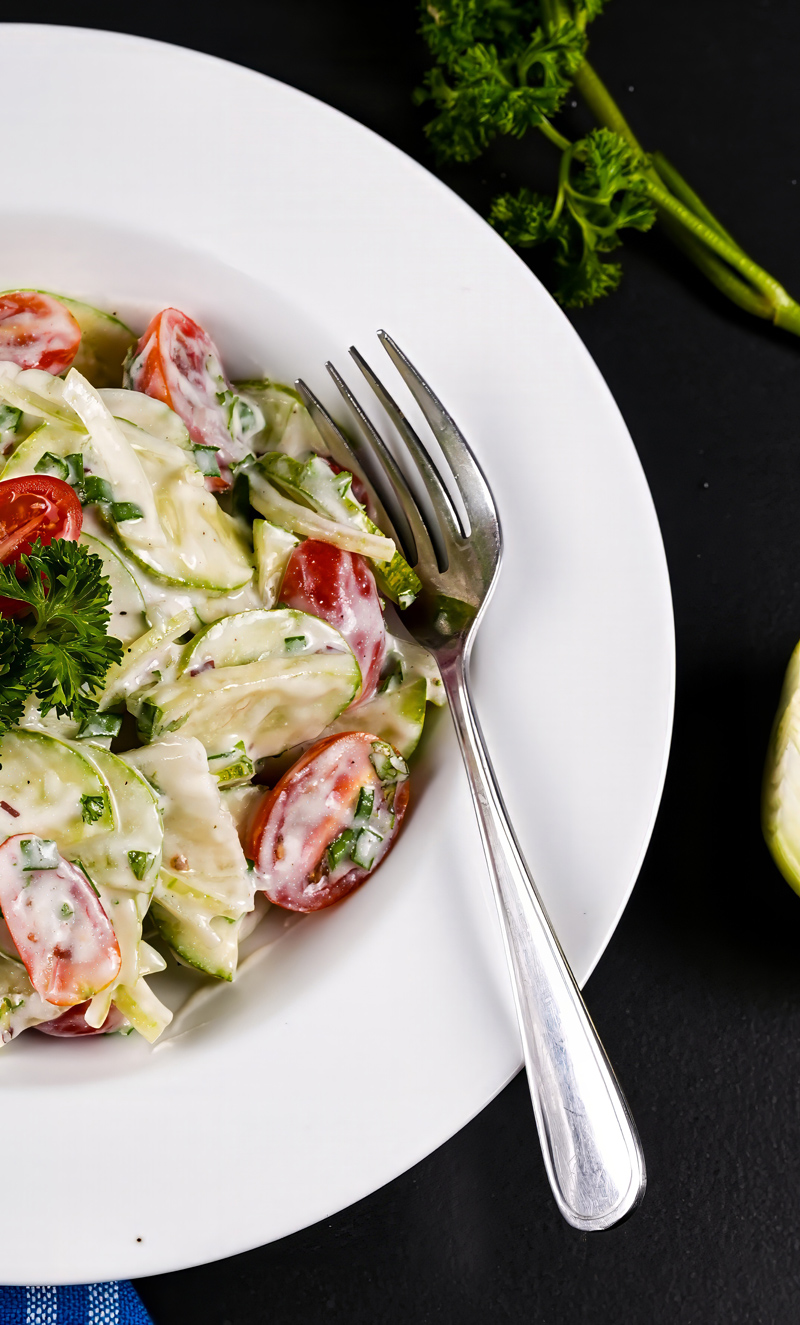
[441,652,646,1231]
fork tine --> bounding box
[326,360,427,569]
[377,331,498,536]
[294,377,407,557]
[349,346,462,571]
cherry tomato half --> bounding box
[280,540,386,703]
[247,731,410,912]
[0,835,121,1007]
[0,475,83,616]
[35,1001,125,1037]
[0,291,81,374]
[124,307,239,479]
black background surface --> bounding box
[4,2,800,1320]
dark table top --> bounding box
[4,1,800,1319]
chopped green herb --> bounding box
[83,475,114,505]
[378,653,405,693]
[60,902,73,919]
[64,453,85,488]
[80,793,107,824]
[78,711,123,740]
[192,444,221,477]
[0,403,22,434]
[111,501,144,523]
[20,838,59,871]
[136,700,162,743]
[128,850,155,882]
[354,786,374,822]
[370,740,408,784]
[352,827,383,870]
[34,452,69,482]
[327,829,356,871]
[284,635,307,653]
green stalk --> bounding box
[570,57,800,334]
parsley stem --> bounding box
[571,56,800,335]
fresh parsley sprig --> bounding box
[417,1,800,330]
[0,539,124,734]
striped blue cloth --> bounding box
[0,1284,152,1323]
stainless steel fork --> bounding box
[296,332,646,1231]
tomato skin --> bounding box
[247,732,409,912]
[35,1002,125,1037]
[125,307,238,480]
[279,540,386,703]
[0,291,81,374]
[0,475,83,616]
[0,835,121,1007]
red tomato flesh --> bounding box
[247,732,409,912]
[124,307,239,480]
[0,291,81,374]
[0,835,121,1007]
[35,1001,125,1037]
[0,475,83,616]
[279,540,386,703]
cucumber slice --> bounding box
[253,518,298,606]
[0,729,114,846]
[97,607,196,710]
[0,953,63,1042]
[326,677,428,758]
[233,379,320,458]
[0,291,136,388]
[142,648,361,760]
[125,736,254,981]
[1,409,254,592]
[66,745,162,896]
[112,420,254,590]
[78,533,147,645]
[61,744,167,1034]
[178,607,347,674]
[150,881,245,982]
[100,388,191,449]
[0,419,82,480]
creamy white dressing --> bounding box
[147,652,361,760]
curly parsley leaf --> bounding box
[415,9,585,163]
[490,128,656,306]
[0,539,124,729]
[0,619,32,735]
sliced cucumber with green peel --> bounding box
[142,647,361,760]
[125,736,254,980]
[98,607,196,710]
[65,745,162,897]
[234,379,320,458]
[100,388,191,448]
[326,677,428,758]
[150,880,245,982]
[113,419,254,590]
[79,533,147,645]
[0,953,63,1041]
[178,607,349,675]
[58,297,135,389]
[253,517,298,606]
[0,291,137,388]
[60,744,166,1027]
[1,419,83,481]
[0,729,114,846]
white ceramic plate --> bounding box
[0,25,674,1283]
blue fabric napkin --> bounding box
[0,1283,152,1324]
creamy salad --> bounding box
[0,291,442,1045]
